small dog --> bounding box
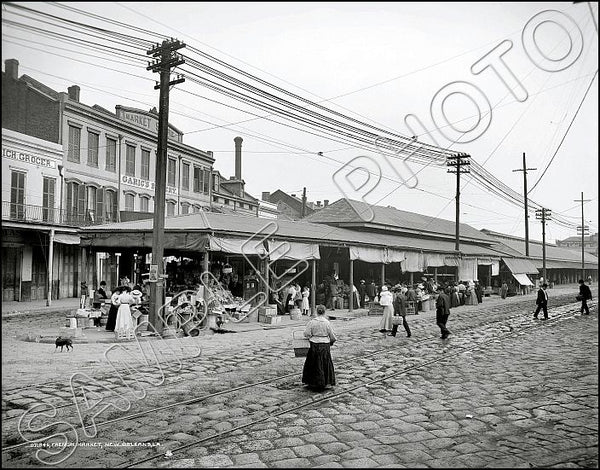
[55,336,73,352]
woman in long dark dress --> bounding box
[105,286,122,332]
[302,304,337,391]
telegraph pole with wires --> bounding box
[447,153,471,253]
[146,38,185,334]
[512,152,536,257]
[301,187,307,218]
[535,207,552,282]
[574,192,591,280]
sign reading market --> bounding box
[116,106,183,143]
[121,175,178,195]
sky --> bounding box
[2,2,598,244]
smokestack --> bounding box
[234,136,243,180]
[324,199,329,207]
[68,85,80,102]
[262,192,270,202]
[5,59,19,80]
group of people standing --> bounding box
[99,281,146,339]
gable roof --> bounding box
[305,198,495,244]
[268,190,315,216]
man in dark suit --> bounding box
[358,280,367,309]
[389,286,411,338]
[534,283,549,320]
[436,287,452,339]
[578,279,592,315]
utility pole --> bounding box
[512,152,536,257]
[301,187,307,218]
[575,192,591,280]
[146,38,185,334]
[535,207,552,282]
[447,153,471,252]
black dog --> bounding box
[55,336,73,352]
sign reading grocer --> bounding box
[3,147,57,168]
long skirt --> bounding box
[302,342,336,389]
[115,304,135,338]
[105,304,118,331]
[379,305,394,330]
[450,292,460,308]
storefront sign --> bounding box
[149,264,158,282]
[121,175,177,195]
[2,147,57,168]
[119,108,181,142]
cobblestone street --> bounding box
[2,288,598,468]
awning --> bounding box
[503,257,538,274]
[209,236,266,256]
[424,253,446,267]
[458,258,478,281]
[386,248,405,263]
[444,256,460,267]
[512,272,533,286]
[349,246,386,263]
[402,252,425,272]
[53,233,81,245]
[268,240,320,261]
[477,257,493,265]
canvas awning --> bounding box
[458,258,478,281]
[209,236,266,256]
[402,252,425,272]
[53,233,81,245]
[268,240,320,261]
[349,246,387,263]
[444,256,461,267]
[512,272,533,286]
[503,257,538,274]
[424,253,446,267]
[385,248,406,264]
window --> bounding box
[67,125,81,163]
[105,137,117,172]
[193,205,201,213]
[141,149,150,179]
[86,186,97,222]
[87,131,99,167]
[166,201,176,216]
[212,173,219,192]
[66,181,85,223]
[181,162,190,190]
[105,190,117,222]
[140,196,150,213]
[10,171,26,219]
[193,167,203,193]
[125,144,136,176]
[223,198,230,205]
[167,157,176,187]
[124,193,135,211]
[203,169,210,194]
[42,177,56,222]
[181,203,189,215]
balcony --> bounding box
[2,201,117,227]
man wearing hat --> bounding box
[358,280,367,309]
[534,282,549,320]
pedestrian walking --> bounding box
[301,286,310,315]
[105,286,122,332]
[389,286,411,338]
[533,283,549,320]
[436,286,452,339]
[378,285,394,332]
[500,281,508,299]
[366,280,377,310]
[302,304,337,391]
[358,280,366,309]
[578,279,592,315]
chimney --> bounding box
[68,85,80,102]
[234,136,243,180]
[291,194,296,198]
[5,59,19,80]
[316,201,322,207]
[262,192,270,202]
[324,199,329,207]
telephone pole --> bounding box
[535,207,552,281]
[146,38,185,334]
[574,192,591,280]
[447,153,471,252]
[300,187,307,218]
[512,152,536,257]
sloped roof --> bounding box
[268,190,315,216]
[80,210,513,259]
[482,229,598,268]
[20,75,60,100]
[305,198,495,243]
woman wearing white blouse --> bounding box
[302,304,337,391]
[378,285,394,332]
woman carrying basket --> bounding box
[302,304,337,391]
